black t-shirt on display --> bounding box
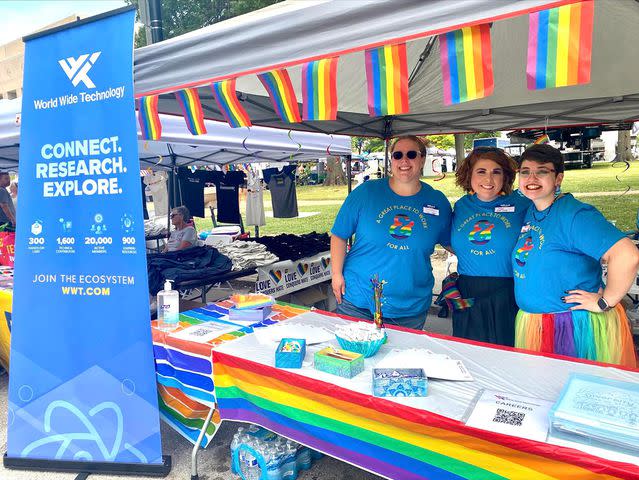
[216,171,246,224]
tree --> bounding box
[324,156,347,186]
[426,134,454,150]
[126,0,283,47]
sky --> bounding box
[0,1,127,44]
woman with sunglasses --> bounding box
[450,147,530,346]
[330,135,452,330]
[164,205,197,252]
[512,144,639,366]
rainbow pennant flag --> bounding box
[365,43,409,116]
[302,57,339,121]
[137,95,162,140]
[258,69,301,123]
[438,25,494,105]
[534,133,550,144]
[527,0,594,90]
[211,79,252,128]
[174,88,207,135]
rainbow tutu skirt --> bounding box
[515,305,637,368]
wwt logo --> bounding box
[58,52,101,88]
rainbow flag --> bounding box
[439,25,494,105]
[137,95,162,140]
[527,0,594,90]
[302,57,339,121]
[258,69,301,123]
[174,88,207,135]
[534,134,550,144]
[365,43,409,116]
[211,79,252,128]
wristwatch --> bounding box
[597,296,612,312]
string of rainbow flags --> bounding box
[138,1,594,141]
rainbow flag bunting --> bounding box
[439,25,494,105]
[137,95,162,140]
[527,0,594,90]
[258,69,301,123]
[302,57,339,121]
[174,88,207,135]
[365,43,409,116]
[211,79,252,128]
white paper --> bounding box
[465,389,552,442]
[169,322,239,344]
[252,323,334,345]
[377,348,473,381]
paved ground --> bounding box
[0,256,453,480]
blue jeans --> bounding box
[335,298,426,331]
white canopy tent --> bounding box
[0,98,351,170]
[134,0,639,138]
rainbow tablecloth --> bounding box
[151,300,306,446]
[212,310,639,480]
[0,288,12,370]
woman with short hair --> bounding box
[512,144,638,366]
[164,205,197,252]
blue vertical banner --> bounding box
[6,8,165,469]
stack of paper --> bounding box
[549,373,639,453]
[376,348,473,381]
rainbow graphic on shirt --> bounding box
[468,220,495,245]
[389,214,414,239]
[515,236,534,267]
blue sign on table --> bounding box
[6,7,165,470]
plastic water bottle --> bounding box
[239,438,262,480]
[230,427,247,474]
[281,441,298,480]
[264,444,282,480]
[296,446,312,471]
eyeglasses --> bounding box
[518,168,556,179]
[392,150,421,160]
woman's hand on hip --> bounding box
[332,274,346,304]
[563,289,605,312]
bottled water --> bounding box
[281,441,298,480]
[264,444,282,480]
[239,438,263,480]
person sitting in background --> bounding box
[9,180,17,210]
[512,144,639,367]
[164,205,196,252]
[0,173,16,228]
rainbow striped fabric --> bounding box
[527,0,594,90]
[257,69,301,123]
[534,134,550,144]
[439,25,494,105]
[174,88,207,135]
[211,79,252,128]
[137,95,162,140]
[151,300,306,446]
[213,350,634,480]
[364,43,409,116]
[301,57,339,121]
[441,273,474,310]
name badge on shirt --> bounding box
[520,223,531,233]
[423,204,439,216]
[495,204,515,213]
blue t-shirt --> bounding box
[452,193,530,277]
[331,179,452,318]
[512,194,624,313]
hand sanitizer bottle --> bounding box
[157,280,179,331]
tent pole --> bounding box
[384,140,389,178]
[167,150,177,235]
[346,155,352,194]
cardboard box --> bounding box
[372,368,427,397]
[314,346,364,378]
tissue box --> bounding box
[372,368,427,397]
[314,347,364,378]
[275,338,306,369]
[229,306,272,323]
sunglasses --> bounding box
[518,168,556,179]
[391,150,421,160]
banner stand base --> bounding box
[3,453,172,478]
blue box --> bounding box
[372,368,427,397]
[275,338,306,369]
[314,347,364,378]
[229,306,271,323]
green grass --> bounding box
[194,162,639,236]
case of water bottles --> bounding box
[230,424,323,480]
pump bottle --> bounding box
[157,279,179,331]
